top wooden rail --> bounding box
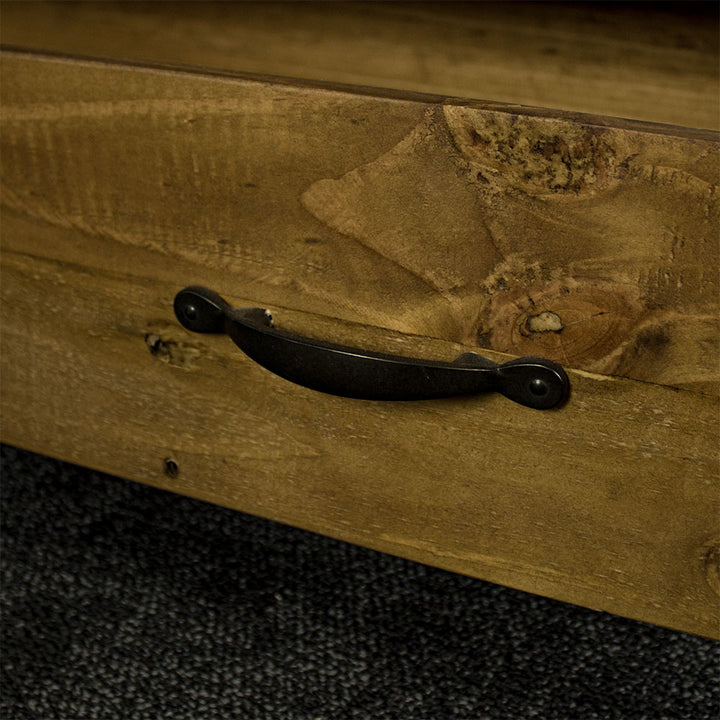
[1,1,718,130]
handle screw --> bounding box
[529,378,549,397]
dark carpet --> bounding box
[1,444,717,719]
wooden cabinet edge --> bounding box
[1,0,718,129]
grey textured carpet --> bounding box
[1,444,718,719]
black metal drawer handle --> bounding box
[173,286,569,410]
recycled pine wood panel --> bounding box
[1,0,718,130]
[2,230,719,639]
[1,52,719,637]
[1,52,717,394]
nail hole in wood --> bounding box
[163,458,179,479]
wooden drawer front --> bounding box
[1,51,718,638]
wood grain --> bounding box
[1,52,719,637]
[2,232,719,639]
[1,1,718,130]
[1,52,717,393]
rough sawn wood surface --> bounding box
[1,51,718,638]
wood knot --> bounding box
[444,106,623,198]
[145,327,201,369]
[524,311,564,334]
[476,277,645,372]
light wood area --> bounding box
[1,1,718,130]
[1,51,718,637]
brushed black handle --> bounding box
[173,286,569,409]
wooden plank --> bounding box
[1,1,718,130]
[2,235,719,639]
[1,52,717,394]
[1,52,719,637]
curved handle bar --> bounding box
[173,286,569,410]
